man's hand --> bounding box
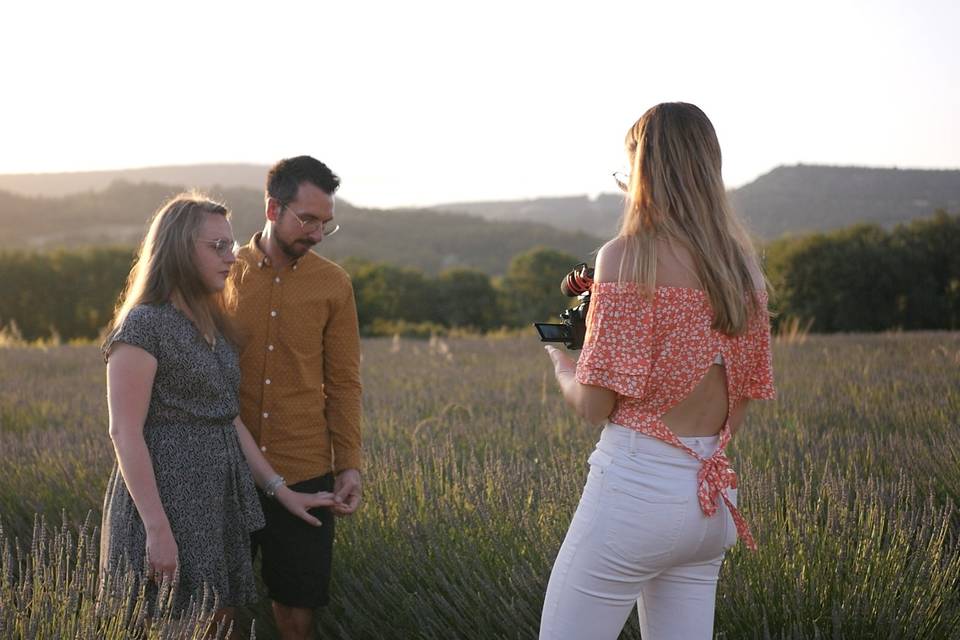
[333,468,362,516]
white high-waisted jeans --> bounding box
[539,423,738,640]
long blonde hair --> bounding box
[104,192,236,348]
[619,102,765,335]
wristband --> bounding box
[264,474,286,499]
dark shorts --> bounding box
[251,473,336,609]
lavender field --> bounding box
[2,333,960,639]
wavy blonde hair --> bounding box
[619,102,766,335]
[104,192,236,348]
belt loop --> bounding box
[629,428,637,454]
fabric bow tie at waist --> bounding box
[695,451,757,551]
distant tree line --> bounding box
[0,248,133,341]
[1,211,957,341]
[764,210,959,332]
[0,245,582,341]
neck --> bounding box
[259,222,293,269]
[170,290,216,348]
[170,291,194,321]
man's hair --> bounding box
[266,156,340,202]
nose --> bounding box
[224,250,237,264]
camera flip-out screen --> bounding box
[535,323,567,342]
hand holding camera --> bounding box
[534,263,594,350]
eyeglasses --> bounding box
[200,238,240,257]
[279,201,340,236]
[612,171,630,192]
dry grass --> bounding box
[1,333,959,638]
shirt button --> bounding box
[260,445,267,452]
[262,412,269,418]
[274,276,281,283]
[270,310,277,317]
[268,344,274,351]
[265,378,271,385]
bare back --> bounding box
[596,237,761,437]
[651,239,725,436]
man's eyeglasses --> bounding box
[612,171,631,192]
[279,201,340,236]
[200,238,240,257]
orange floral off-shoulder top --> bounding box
[575,283,776,551]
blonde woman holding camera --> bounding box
[541,103,775,639]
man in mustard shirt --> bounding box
[230,156,362,640]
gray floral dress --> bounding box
[100,302,265,612]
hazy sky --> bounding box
[2,0,957,207]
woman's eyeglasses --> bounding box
[612,171,630,192]
[200,239,240,257]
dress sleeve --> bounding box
[575,282,652,399]
[102,305,161,362]
[743,292,776,400]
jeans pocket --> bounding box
[603,481,689,566]
[586,448,613,483]
[723,488,739,550]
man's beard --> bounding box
[276,231,315,259]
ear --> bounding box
[266,198,281,222]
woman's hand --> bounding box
[545,345,616,425]
[545,345,576,382]
[145,523,178,583]
[275,488,338,527]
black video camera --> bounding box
[534,263,594,350]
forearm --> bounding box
[556,370,615,426]
[233,418,281,487]
[110,431,169,532]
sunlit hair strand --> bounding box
[618,102,767,335]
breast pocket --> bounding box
[279,299,327,359]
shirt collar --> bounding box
[245,231,302,270]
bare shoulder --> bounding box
[744,254,766,290]
[594,237,632,283]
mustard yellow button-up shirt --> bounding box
[230,234,362,484]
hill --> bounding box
[0,163,269,198]
[2,163,958,263]
[731,165,960,238]
[0,182,601,275]
[431,165,960,239]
